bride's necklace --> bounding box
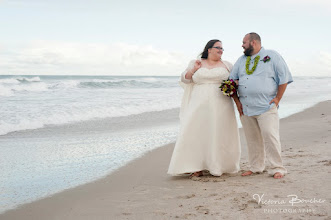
[245,56,260,75]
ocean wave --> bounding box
[0,119,44,136]
[10,82,49,92]
[0,77,178,95]
[140,77,159,82]
[0,85,13,96]
[16,76,41,83]
[0,76,42,85]
[48,80,80,90]
[78,79,175,89]
[0,77,49,95]
[0,78,21,84]
[0,77,46,96]
[0,99,181,135]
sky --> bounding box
[0,0,330,76]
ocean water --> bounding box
[0,75,331,213]
[0,75,182,135]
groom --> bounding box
[230,32,293,179]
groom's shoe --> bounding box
[241,170,253,176]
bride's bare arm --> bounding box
[181,60,201,83]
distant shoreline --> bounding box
[1,75,331,78]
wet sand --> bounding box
[1,101,330,220]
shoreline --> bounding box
[1,108,180,137]
[1,100,330,219]
[0,108,181,214]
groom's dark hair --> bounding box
[248,32,261,43]
[200,39,221,59]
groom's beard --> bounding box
[244,44,254,56]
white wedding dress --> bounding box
[168,60,241,176]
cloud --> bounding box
[1,40,329,76]
[319,51,331,65]
[288,51,331,76]
[288,0,331,7]
[318,51,331,72]
[285,0,331,13]
[0,41,190,75]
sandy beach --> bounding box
[1,100,330,220]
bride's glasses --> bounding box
[212,47,224,51]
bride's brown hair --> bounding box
[200,39,221,59]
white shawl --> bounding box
[179,60,233,120]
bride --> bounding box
[168,39,241,177]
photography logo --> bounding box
[252,194,326,214]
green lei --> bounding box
[245,55,260,75]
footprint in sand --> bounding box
[285,153,317,158]
[318,160,331,166]
[247,199,262,209]
[308,210,328,217]
[122,212,132,216]
[231,193,263,211]
[195,205,210,214]
[177,194,196,199]
[237,199,262,211]
[153,211,167,216]
[209,193,218,197]
[191,176,226,182]
[177,213,197,218]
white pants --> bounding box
[240,105,287,176]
